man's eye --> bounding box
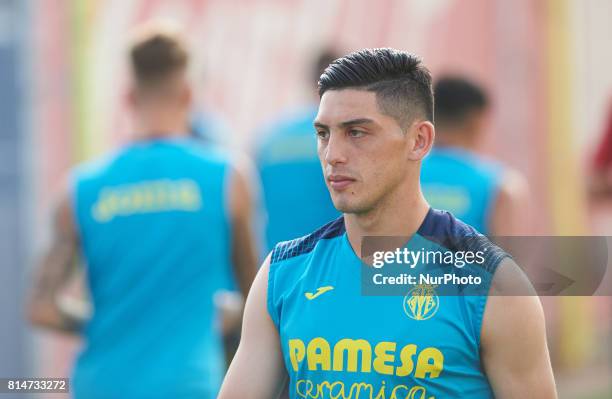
[348,129,365,138]
[316,130,329,140]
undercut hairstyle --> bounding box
[318,48,433,127]
[129,24,189,88]
[434,77,489,128]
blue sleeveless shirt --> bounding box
[256,106,340,251]
[71,138,233,399]
[421,147,504,235]
[268,209,509,398]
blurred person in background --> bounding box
[27,22,258,399]
[421,76,529,235]
[255,50,340,251]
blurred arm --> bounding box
[27,186,87,335]
[228,156,260,298]
[218,255,287,399]
[489,169,530,235]
[482,258,557,399]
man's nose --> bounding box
[324,132,348,166]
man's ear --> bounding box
[179,81,192,107]
[125,86,138,109]
[407,120,435,161]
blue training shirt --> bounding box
[71,137,234,399]
[268,209,509,398]
[256,106,340,251]
[421,147,504,235]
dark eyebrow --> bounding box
[314,118,376,130]
[313,121,328,130]
[340,118,375,128]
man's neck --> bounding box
[133,129,189,141]
[344,182,430,258]
[132,111,189,140]
[435,130,479,152]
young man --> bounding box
[421,77,529,235]
[219,49,557,398]
[28,24,258,398]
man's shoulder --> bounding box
[270,216,345,265]
[71,149,124,183]
[256,106,316,145]
[419,208,509,273]
[262,106,317,136]
[428,148,505,181]
[419,208,480,237]
[172,139,233,166]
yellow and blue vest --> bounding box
[71,138,234,399]
[268,209,508,398]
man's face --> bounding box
[314,89,415,214]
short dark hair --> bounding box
[434,76,489,127]
[129,25,188,87]
[318,48,433,127]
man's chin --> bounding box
[332,200,369,215]
[331,200,350,213]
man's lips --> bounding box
[327,175,356,190]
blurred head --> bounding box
[127,22,191,124]
[312,49,342,91]
[434,76,490,143]
[315,48,434,214]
